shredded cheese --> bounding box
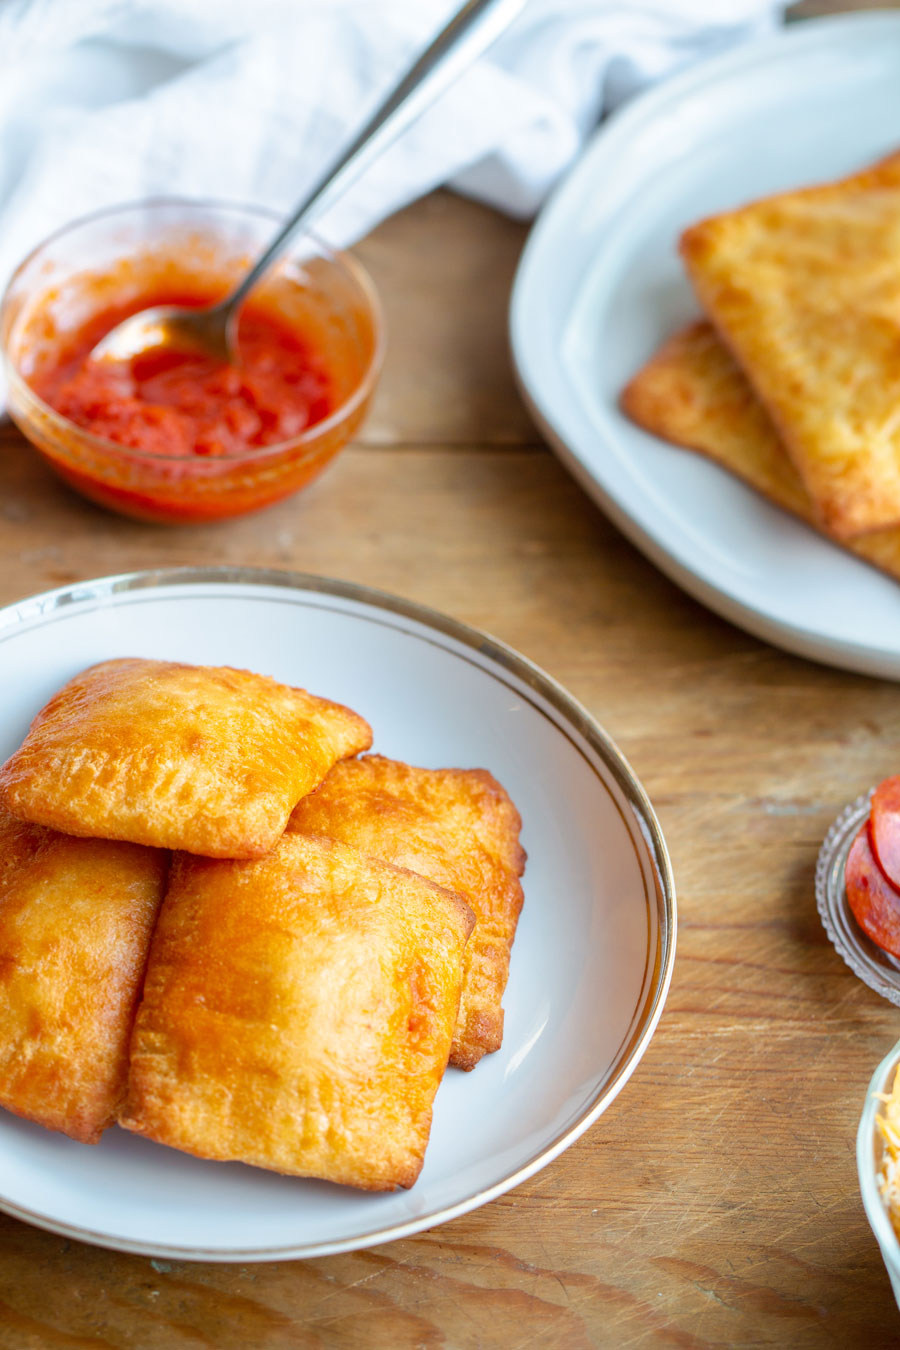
[876,1066,900,1239]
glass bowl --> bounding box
[858,1039,900,1310]
[815,788,900,1006]
[0,201,384,524]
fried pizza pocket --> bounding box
[119,834,475,1190]
[0,809,167,1143]
[0,658,372,858]
[621,320,900,583]
[680,150,900,539]
[289,755,526,1070]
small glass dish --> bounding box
[0,200,384,524]
[858,1039,900,1310]
[815,788,900,1007]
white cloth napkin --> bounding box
[0,0,783,302]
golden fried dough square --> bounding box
[680,151,900,539]
[621,320,900,583]
[119,834,475,1190]
[0,809,167,1144]
[0,658,372,858]
[288,755,526,1071]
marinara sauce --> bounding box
[32,289,336,460]
[9,228,379,524]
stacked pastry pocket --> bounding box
[0,657,525,1190]
[620,149,900,579]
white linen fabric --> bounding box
[0,0,783,296]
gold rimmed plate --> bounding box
[0,567,676,1260]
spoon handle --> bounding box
[225,0,525,315]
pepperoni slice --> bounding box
[846,820,900,957]
[870,776,900,891]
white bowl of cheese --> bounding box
[858,1040,900,1309]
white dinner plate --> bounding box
[0,567,675,1261]
[510,12,900,680]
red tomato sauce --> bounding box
[31,291,337,458]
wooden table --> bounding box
[0,5,897,1345]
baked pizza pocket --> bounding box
[119,833,475,1190]
[0,809,167,1144]
[289,755,526,1070]
[621,320,900,583]
[680,150,900,539]
[0,658,372,858]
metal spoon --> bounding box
[92,0,524,366]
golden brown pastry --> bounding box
[119,833,475,1190]
[288,755,526,1070]
[0,658,372,858]
[621,319,900,583]
[0,808,167,1144]
[680,150,900,539]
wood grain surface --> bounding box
[0,3,897,1346]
